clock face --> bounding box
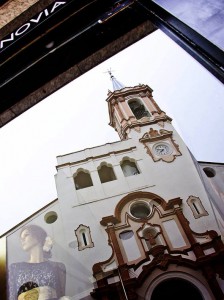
[154,144,171,156]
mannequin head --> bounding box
[20,225,51,258]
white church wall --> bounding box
[162,219,187,249]
[127,123,221,234]
[56,125,221,240]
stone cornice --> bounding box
[56,146,137,169]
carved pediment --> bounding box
[139,128,181,163]
[140,128,172,142]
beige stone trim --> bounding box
[75,224,94,251]
[56,146,137,169]
[187,195,209,219]
[140,128,182,162]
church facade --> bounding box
[2,76,224,300]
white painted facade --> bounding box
[5,81,224,300]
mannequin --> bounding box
[8,224,66,300]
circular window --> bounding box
[203,167,216,178]
[44,211,58,224]
[130,201,150,219]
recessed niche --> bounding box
[130,201,150,219]
[44,211,58,224]
[98,163,116,183]
[120,158,140,177]
[203,167,216,178]
[74,169,93,190]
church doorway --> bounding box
[151,278,203,300]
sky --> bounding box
[0,29,223,235]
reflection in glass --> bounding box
[8,224,66,300]
[153,0,224,50]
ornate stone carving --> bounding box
[139,128,182,162]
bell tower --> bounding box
[106,72,172,141]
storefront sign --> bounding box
[0,1,68,54]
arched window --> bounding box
[74,169,93,190]
[187,196,208,219]
[75,225,94,251]
[98,163,116,183]
[128,99,150,120]
[120,158,140,177]
[151,278,203,300]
